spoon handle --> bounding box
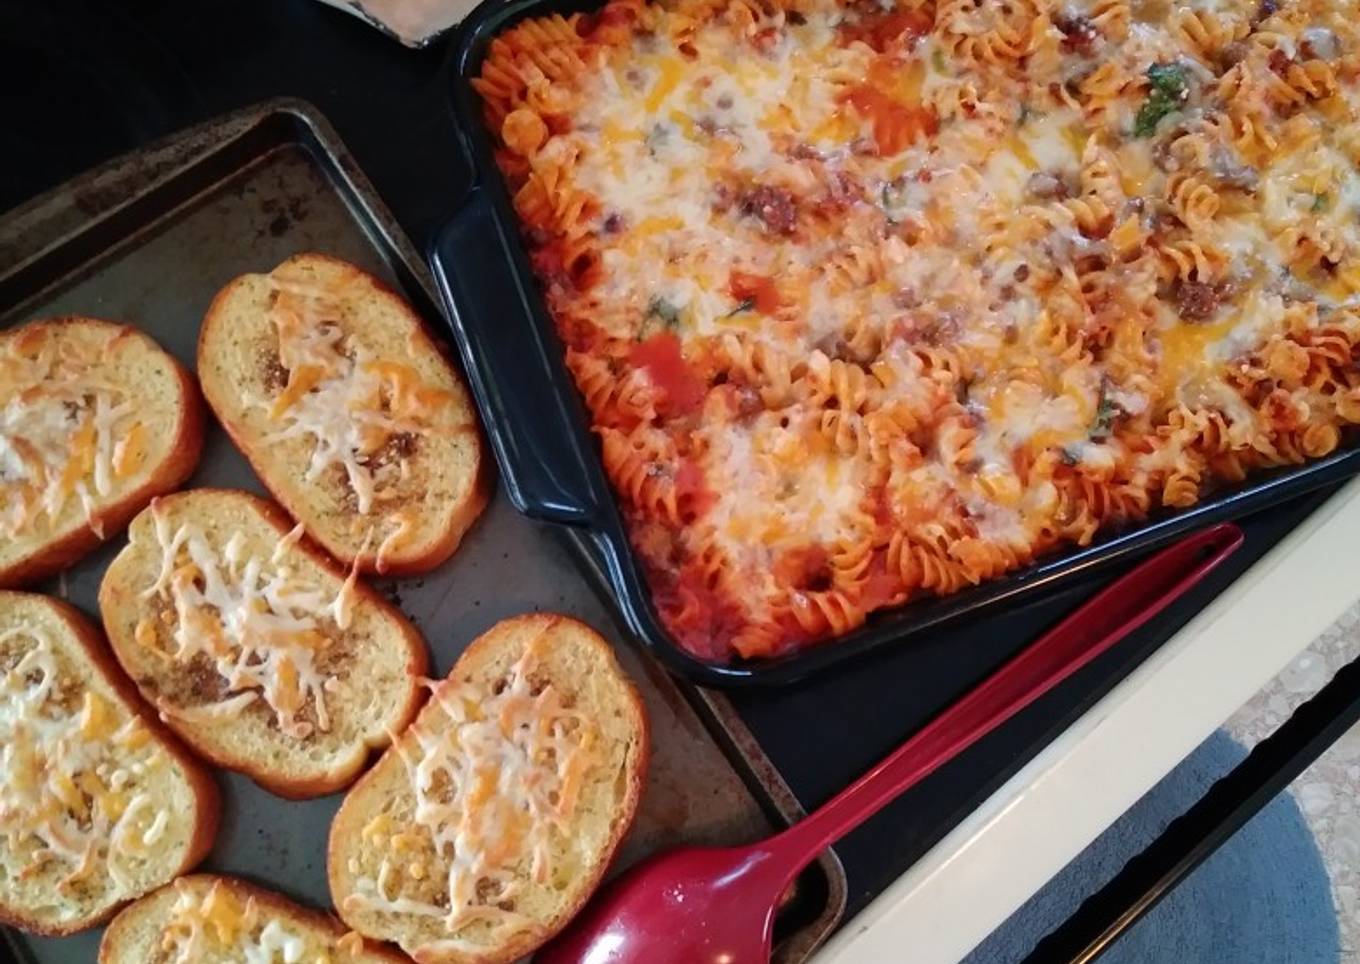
[771,523,1244,870]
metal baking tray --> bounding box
[0,99,844,964]
[431,0,1360,687]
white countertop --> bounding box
[814,476,1360,964]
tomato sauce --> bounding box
[728,271,783,315]
[674,457,716,520]
[837,8,932,52]
[630,332,706,415]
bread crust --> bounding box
[98,873,411,964]
[0,591,219,937]
[97,488,429,800]
[197,253,491,577]
[0,317,205,589]
[326,613,650,964]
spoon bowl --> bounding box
[539,845,789,964]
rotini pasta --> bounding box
[476,0,1360,662]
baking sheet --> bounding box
[0,101,844,963]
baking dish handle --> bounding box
[430,188,604,527]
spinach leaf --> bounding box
[1134,63,1188,137]
[1090,391,1120,440]
[639,295,682,339]
[881,180,910,222]
[725,297,757,318]
[647,295,681,327]
[645,123,670,156]
[1147,62,1188,97]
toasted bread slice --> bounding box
[197,253,489,577]
[100,874,407,964]
[328,614,650,964]
[98,488,428,799]
[0,591,218,936]
[0,317,204,588]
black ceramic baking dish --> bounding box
[429,0,1360,687]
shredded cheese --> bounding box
[344,632,599,948]
[139,503,348,738]
[0,624,169,903]
[374,510,416,573]
[262,271,451,518]
[0,326,144,540]
[161,878,358,963]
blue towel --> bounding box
[963,731,1339,964]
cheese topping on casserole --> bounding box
[0,325,145,540]
[0,624,170,898]
[343,632,598,948]
[476,0,1360,661]
[136,502,356,738]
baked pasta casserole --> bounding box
[475,0,1360,662]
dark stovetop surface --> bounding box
[4,0,1338,927]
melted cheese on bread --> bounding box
[263,269,454,526]
[343,631,599,947]
[0,326,145,540]
[161,878,368,964]
[136,501,356,739]
[0,624,170,894]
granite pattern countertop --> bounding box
[1226,599,1360,961]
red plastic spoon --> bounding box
[536,523,1244,964]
